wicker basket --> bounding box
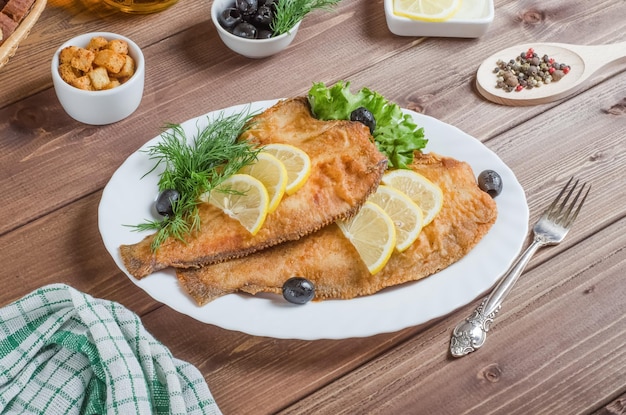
[0,0,47,70]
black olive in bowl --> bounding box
[218,8,243,30]
[211,0,301,58]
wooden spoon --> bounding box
[475,42,626,106]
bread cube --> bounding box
[59,46,79,65]
[58,63,82,83]
[106,39,128,55]
[2,0,32,22]
[93,49,125,74]
[0,13,19,43]
[87,66,111,90]
[103,79,121,90]
[70,75,93,91]
[109,54,135,79]
[70,48,95,73]
[87,36,109,51]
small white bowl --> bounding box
[384,0,494,38]
[51,32,145,125]
[211,0,301,59]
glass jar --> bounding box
[103,0,178,14]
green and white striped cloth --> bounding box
[0,284,221,415]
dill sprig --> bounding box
[271,0,341,36]
[132,109,260,251]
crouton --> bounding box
[59,46,79,65]
[70,48,95,73]
[93,49,125,74]
[58,63,81,83]
[57,36,136,91]
[103,79,121,90]
[87,66,111,90]
[106,39,128,55]
[109,54,135,79]
[87,36,109,51]
[70,75,93,91]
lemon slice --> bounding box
[238,152,288,213]
[368,185,424,252]
[204,174,269,235]
[381,169,443,226]
[394,0,462,22]
[262,143,311,195]
[337,201,397,275]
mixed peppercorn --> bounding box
[494,48,570,92]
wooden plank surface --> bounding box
[278,218,626,414]
[1,0,625,414]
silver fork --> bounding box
[450,177,590,358]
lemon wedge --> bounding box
[204,174,269,235]
[394,0,462,22]
[238,152,288,213]
[381,169,443,226]
[368,185,424,252]
[262,143,311,195]
[337,201,397,275]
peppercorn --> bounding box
[551,69,565,81]
[504,74,519,87]
[493,47,570,93]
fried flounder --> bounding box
[120,97,387,279]
[177,152,498,304]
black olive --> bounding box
[252,5,273,27]
[218,8,243,31]
[235,0,257,16]
[282,277,315,304]
[155,189,180,217]
[477,170,503,198]
[232,22,258,38]
[257,29,273,39]
[259,0,277,12]
[350,107,376,134]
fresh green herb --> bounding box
[132,110,260,251]
[307,81,427,169]
[271,0,341,36]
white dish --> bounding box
[51,32,145,125]
[98,99,528,340]
[211,0,301,58]
[384,0,494,38]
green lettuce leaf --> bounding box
[307,81,427,169]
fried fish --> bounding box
[120,97,387,279]
[176,152,498,304]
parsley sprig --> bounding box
[133,110,260,251]
[271,0,341,36]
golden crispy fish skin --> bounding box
[176,152,498,305]
[120,97,387,279]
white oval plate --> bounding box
[98,99,528,340]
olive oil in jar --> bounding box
[103,0,178,14]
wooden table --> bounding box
[2,0,626,413]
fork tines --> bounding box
[545,177,590,228]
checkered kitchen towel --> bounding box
[0,284,221,414]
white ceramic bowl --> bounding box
[211,0,301,59]
[384,0,494,38]
[51,32,145,125]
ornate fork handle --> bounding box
[450,236,544,358]
[450,177,588,358]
